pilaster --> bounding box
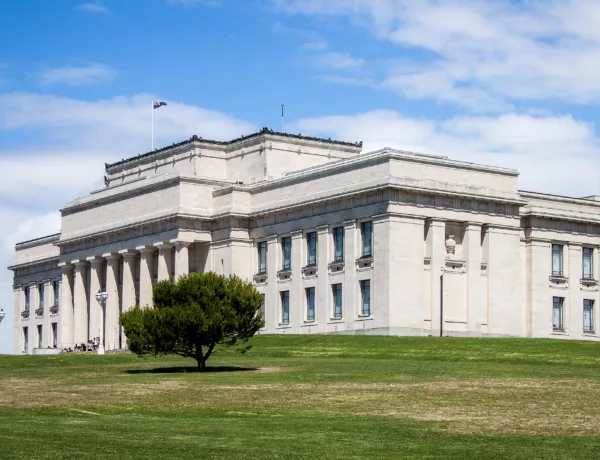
[427,219,446,335]
[154,242,173,282]
[59,263,74,348]
[136,246,155,307]
[86,256,104,342]
[463,223,483,333]
[291,230,303,325]
[72,260,89,344]
[173,241,190,280]
[12,285,22,354]
[343,220,357,329]
[266,236,279,329]
[103,253,120,350]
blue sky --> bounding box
[2,0,600,352]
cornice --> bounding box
[15,233,61,250]
[8,255,60,271]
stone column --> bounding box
[42,279,51,347]
[266,236,279,328]
[72,260,89,344]
[104,253,120,350]
[154,243,173,281]
[174,242,190,279]
[315,226,329,325]
[12,285,23,354]
[137,246,155,307]
[291,230,303,325]
[463,222,483,334]
[58,263,74,349]
[427,219,446,336]
[343,220,357,329]
[119,250,137,348]
[568,244,582,336]
[87,256,104,342]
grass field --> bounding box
[1,335,600,459]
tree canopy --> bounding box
[119,272,264,370]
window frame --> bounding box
[53,280,60,307]
[584,299,595,332]
[333,226,344,262]
[332,283,343,319]
[257,241,267,274]
[281,236,292,271]
[551,244,564,277]
[23,327,28,353]
[37,324,42,349]
[306,287,316,322]
[52,322,58,347]
[306,231,317,266]
[583,247,594,280]
[360,280,371,316]
[24,286,30,311]
[280,291,290,325]
[38,283,44,308]
[552,296,564,331]
[361,221,373,257]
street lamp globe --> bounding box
[0,308,5,323]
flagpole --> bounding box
[151,101,154,151]
[281,103,284,132]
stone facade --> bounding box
[8,128,600,354]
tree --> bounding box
[119,272,264,371]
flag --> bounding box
[153,101,167,109]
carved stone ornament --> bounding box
[445,234,456,257]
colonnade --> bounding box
[58,241,191,349]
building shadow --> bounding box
[124,365,258,374]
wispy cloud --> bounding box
[272,22,322,41]
[308,52,364,71]
[74,3,109,14]
[272,0,600,111]
[38,64,116,86]
[166,0,220,7]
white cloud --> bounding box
[74,3,109,14]
[272,0,600,111]
[38,64,116,86]
[0,92,256,353]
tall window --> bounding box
[38,283,44,308]
[24,286,30,311]
[53,280,60,306]
[37,325,43,349]
[552,244,563,276]
[23,327,28,353]
[583,248,594,279]
[280,291,290,325]
[307,232,317,266]
[52,323,58,347]
[306,287,315,321]
[552,297,564,330]
[257,241,267,274]
[361,221,372,257]
[332,283,343,319]
[281,237,292,270]
[584,299,595,332]
[333,227,344,262]
[360,280,371,316]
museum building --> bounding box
[8,128,600,354]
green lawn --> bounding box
[1,335,600,459]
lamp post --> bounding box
[95,290,108,355]
[0,308,5,323]
[440,266,445,338]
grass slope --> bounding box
[1,335,600,459]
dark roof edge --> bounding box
[15,233,61,248]
[105,127,363,170]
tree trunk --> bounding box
[196,345,206,371]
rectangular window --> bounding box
[306,287,315,321]
[38,283,44,308]
[584,299,594,332]
[37,325,42,349]
[583,248,594,279]
[53,280,60,306]
[52,323,58,347]
[552,244,563,276]
[332,283,343,319]
[360,280,371,316]
[361,221,373,257]
[257,241,267,274]
[281,237,291,270]
[280,291,290,325]
[552,297,564,330]
[23,327,28,353]
[307,232,317,266]
[333,227,344,262]
[24,286,30,311]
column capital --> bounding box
[343,219,356,228]
[170,240,191,248]
[118,248,138,259]
[72,259,89,267]
[58,261,73,270]
[136,245,156,254]
[86,255,104,266]
[102,252,121,261]
[290,230,303,238]
[153,242,173,250]
[425,218,446,228]
[316,225,329,234]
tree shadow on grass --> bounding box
[124,366,258,374]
